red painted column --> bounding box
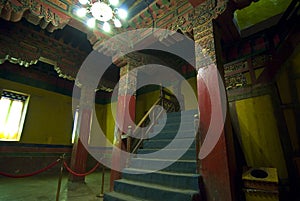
[194,17,236,200]
[69,86,94,182]
[110,62,137,191]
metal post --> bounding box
[127,125,132,153]
[194,114,200,174]
[56,154,65,201]
[97,165,105,198]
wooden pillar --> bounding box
[110,61,137,191]
[193,1,237,200]
[69,85,94,182]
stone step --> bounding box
[137,148,196,160]
[130,158,197,173]
[148,129,195,140]
[142,138,195,149]
[122,168,200,191]
[104,191,151,201]
[152,122,194,133]
[113,179,199,201]
[158,114,197,125]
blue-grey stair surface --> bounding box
[104,109,201,201]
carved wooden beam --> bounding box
[0,19,115,92]
[0,0,72,32]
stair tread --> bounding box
[139,148,196,151]
[145,138,195,141]
[123,167,200,177]
[132,158,195,162]
[105,191,152,201]
[116,179,199,194]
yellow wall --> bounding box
[135,90,160,124]
[135,77,198,122]
[105,102,117,144]
[181,77,198,110]
[235,95,288,179]
[0,78,73,145]
[0,78,115,146]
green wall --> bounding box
[234,0,292,30]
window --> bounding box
[0,90,30,141]
[71,108,79,144]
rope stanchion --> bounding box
[56,154,65,201]
[63,161,100,177]
[0,159,60,178]
[96,165,106,198]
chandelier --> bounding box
[76,0,128,32]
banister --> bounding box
[131,108,165,154]
[133,98,161,134]
[127,86,180,154]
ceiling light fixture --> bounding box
[76,0,128,31]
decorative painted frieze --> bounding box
[0,0,71,32]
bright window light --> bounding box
[71,109,79,144]
[0,90,29,141]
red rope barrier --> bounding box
[63,162,100,177]
[0,159,60,178]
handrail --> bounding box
[127,86,180,154]
[131,108,165,154]
[133,98,161,134]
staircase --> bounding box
[104,109,201,201]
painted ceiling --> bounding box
[0,0,296,99]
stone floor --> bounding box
[0,170,111,201]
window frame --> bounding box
[0,89,30,141]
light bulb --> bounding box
[91,2,113,22]
[79,0,89,5]
[117,8,128,19]
[103,22,111,32]
[76,7,87,17]
[109,0,119,6]
[113,18,122,27]
[87,18,96,28]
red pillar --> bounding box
[69,86,94,182]
[110,62,137,191]
[194,18,236,200]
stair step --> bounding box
[104,110,201,201]
[166,110,198,117]
[158,115,196,125]
[113,179,199,201]
[104,191,151,201]
[143,138,195,149]
[122,168,200,191]
[148,129,195,140]
[137,148,196,160]
[130,158,197,173]
[152,122,194,133]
